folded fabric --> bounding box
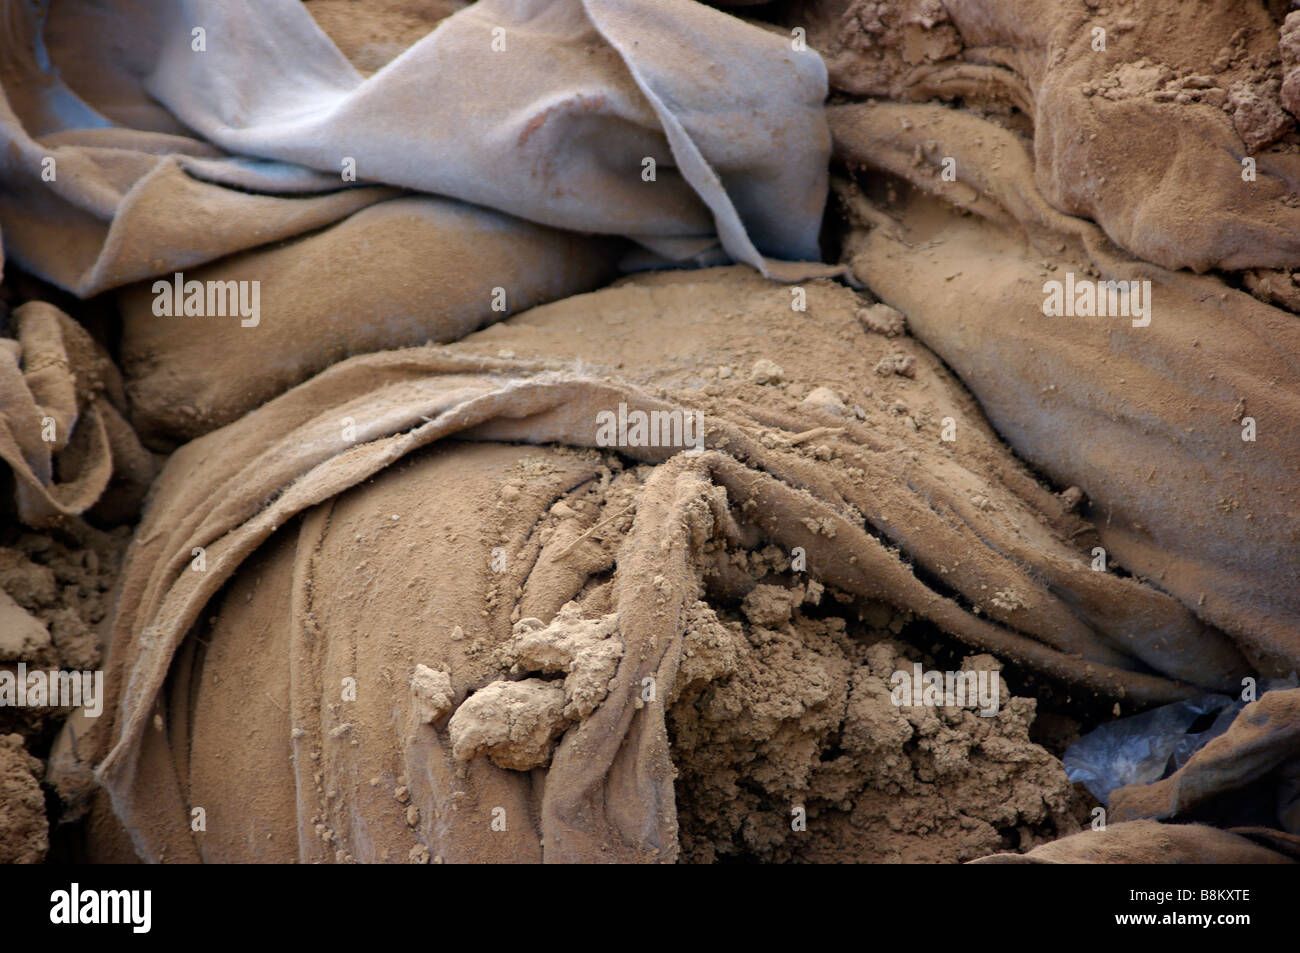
[834,100,1300,687]
[804,0,1300,274]
[117,195,619,443]
[1,0,837,300]
[0,299,154,528]
[72,267,1260,862]
[1110,687,1300,835]
[1063,693,1242,804]
[971,820,1300,864]
[976,690,1300,862]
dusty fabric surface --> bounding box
[303,0,470,74]
[813,0,1300,679]
[832,102,1300,686]
[6,0,1299,866]
[117,195,619,444]
[0,732,47,864]
[973,819,1300,864]
[0,299,154,527]
[807,0,1300,864]
[801,0,1300,273]
[70,266,1274,862]
[0,0,834,300]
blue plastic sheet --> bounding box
[1065,677,1299,804]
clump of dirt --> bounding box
[503,607,623,720]
[0,528,127,744]
[797,0,965,99]
[1281,11,1300,117]
[448,604,626,771]
[448,677,568,771]
[668,575,1090,863]
[0,732,48,863]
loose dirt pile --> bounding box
[0,524,126,862]
[0,732,46,864]
[670,597,1088,863]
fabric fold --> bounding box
[80,267,1260,862]
[1,0,837,298]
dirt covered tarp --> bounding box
[53,267,1292,862]
[3,0,1299,863]
[812,0,1300,862]
[61,268,1112,861]
[0,0,839,447]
